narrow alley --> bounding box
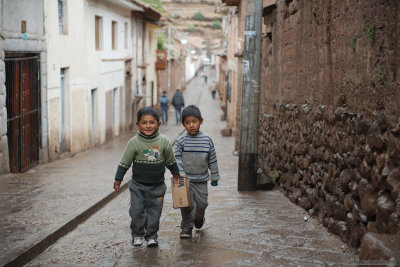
[1,73,357,266]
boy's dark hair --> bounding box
[137,107,160,122]
[181,105,202,123]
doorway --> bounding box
[91,88,97,146]
[5,53,40,173]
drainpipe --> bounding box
[238,0,263,191]
[167,26,171,95]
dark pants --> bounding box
[129,180,167,241]
[174,107,182,124]
[161,107,168,124]
[180,181,208,229]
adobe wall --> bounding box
[157,60,185,104]
[258,0,400,247]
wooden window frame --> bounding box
[112,21,118,50]
[95,16,103,50]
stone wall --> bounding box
[0,42,10,173]
[261,0,399,121]
[259,104,399,247]
[258,0,400,247]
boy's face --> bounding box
[183,116,203,135]
[136,114,161,136]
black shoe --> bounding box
[195,217,205,229]
[180,227,193,238]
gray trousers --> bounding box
[180,181,208,229]
[129,179,166,240]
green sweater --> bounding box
[114,131,179,183]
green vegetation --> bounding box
[272,171,278,184]
[193,12,204,20]
[188,24,195,32]
[138,0,164,13]
[157,32,167,50]
[350,37,356,52]
[379,68,387,85]
[211,19,222,29]
[364,20,375,43]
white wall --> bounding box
[89,3,132,142]
[185,55,199,82]
[145,24,160,107]
[45,0,90,158]
[1,0,44,35]
[45,0,139,159]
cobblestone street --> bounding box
[1,73,357,266]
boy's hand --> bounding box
[114,180,121,192]
[211,181,218,187]
[173,174,180,184]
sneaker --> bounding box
[180,227,193,238]
[147,239,158,247]
[195,217,205,229]
[133,237,143,246]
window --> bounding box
[58,0,68,34]
[142,23,146,63]
[112,21,118,50]
[112,87,120,135]
[95,16,103,50]
[21,20,26,33]
[124,22,128,49]
[60,68,70,152]
[112,88,117,127]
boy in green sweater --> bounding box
[113,107,180,247]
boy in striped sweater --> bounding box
[174,105,220,238]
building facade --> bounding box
[0,0,47,173]
[0,0,164,174]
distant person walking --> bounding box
[209,82,217,99]
[159,91,169,124]
[172,89,185,124]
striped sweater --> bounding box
[174,131,220,182]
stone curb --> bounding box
[5,183,129,267]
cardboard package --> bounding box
[171,176,191,208]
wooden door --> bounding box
[5,53,40,173]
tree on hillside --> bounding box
[193,12,204,20]
[211,19,221,29]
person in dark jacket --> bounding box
[172,89,185,124]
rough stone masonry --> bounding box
[258,103,399,248]
[257,0,400,250]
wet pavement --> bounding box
[1,71,357,266]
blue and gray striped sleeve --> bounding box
[173,137,186,177]
[208,137,220,182]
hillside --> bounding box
[162,0,225,46]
